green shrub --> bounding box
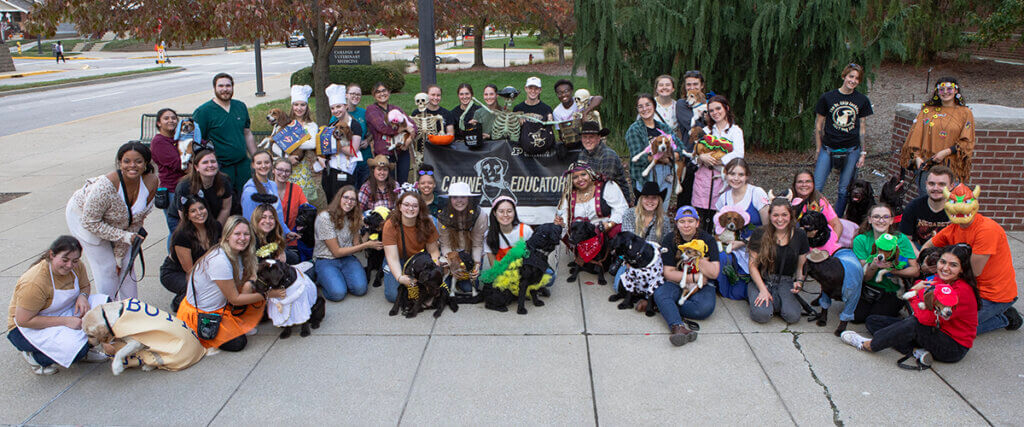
[542,43,558,58]
[290,64,405,93]
[376,59,410,76]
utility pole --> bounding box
[417,0,436,91]
[254,38,265,97]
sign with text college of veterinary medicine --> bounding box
[423,141,579,224]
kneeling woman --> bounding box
[314,186,377,301]
[161,195,222,311]
[8,236,109,375]
[841,245,978,366]
[382,192,441,302]
[252,204,299,265]
[747,198,809,324]
[555,161,629,279]
[438,182,486,293]
[653,206,720,346]
[178,216,285,351]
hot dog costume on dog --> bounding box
[110,299,205,371]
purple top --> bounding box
[150,133,186,190]
[365,103,416,156]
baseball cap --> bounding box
[526,76,542,88]
[934,283,958,306]
[675,206,699,221]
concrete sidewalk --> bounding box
[0,73,1022,425]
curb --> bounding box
[0,70,67,80]
[12,56,99,60]
[0,67,185,98]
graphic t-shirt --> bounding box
[814,89,873,149]
[898,195,950,248]
[513,101,553,121]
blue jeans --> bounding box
[314,256,368,301]
[654,281,717,328]
[716,252,749,300]
[612,264,626,291]
[383,261,400,302]
[7,327,89,367]
[814,146,860,217]
[817,249,863,322]
[977,297,1017,334]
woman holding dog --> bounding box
[283,85,328,210]
[899,77,976,192]
[692,95,745,233]
[554,161,629,232]
[747,198,809,324]
[852,204,920,323]
[813,63,873,217]
[359,155,399,211]
[241,150,296,240]
[366,82,416,184]
[382,192,441,303]
[8,236,109,375]
[791,170,845,240]
[161,195,222,312]
[323,84,367,199]
[66,142,158,301]
[713,158,769,300]
[173,149,233,227]
[438,183,487,293]
[625,94,680,210]
[653,206,721,346]
[149,108,185,235]
[314,186,378,301]
[179,216,283,351]
[841,245,979,367]
[614,182,672,289]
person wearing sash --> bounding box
[320,84,365,200]
[65,142,157,300]
[438,182,487,293]
[279,85,327,209]
[8,236,109,375]
[178,216,284,351]
[381,192,441,302]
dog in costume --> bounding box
[82,299,206,375]
[676,240,708,305]
[252,245,325,339]
[389,251,456,318]
[360,206,390,288]
[870,233,910,283]
[714,206,750,254]
[902,281,959,321]
[480,223,562,314]
[608,231,664,316]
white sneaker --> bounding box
[913,348,933,366]
[84,348,109,363]
[22,351,41,368]
[32,364,58,375]
[840,330,869,350]
[246,327,258,336]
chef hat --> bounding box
[290,85,313,103]
[326,84,348,107]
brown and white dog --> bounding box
[83,299,207,375]
[176,118,198,171]
[676,240,708,305]
[258,108,289,152]
[685,89,708,130]
[714,207,749,254]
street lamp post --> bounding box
[417,0,436,91]
[254,38,265,97]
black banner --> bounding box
[423,140,579,224]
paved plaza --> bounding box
[1,74,1022,426]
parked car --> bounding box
[286,31,306,48]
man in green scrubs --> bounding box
[192,73,257,192]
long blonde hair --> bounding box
[198,215,256,287]
[634,201,666,242]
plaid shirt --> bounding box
[581,142,633,206]
[625,119,679,192]
[359,181,396,211]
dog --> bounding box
[608,231,663,316]
[870,240,909,283]
[331,121,356,157]
[676,126,708,194]
[567,220,613,286]
[845,179,875,225]
[360,207,390,288]
[880,170,908,224]
[714,207,749,254]
[386,109,414,152]
[685,89,708,129]
[480,223,562,314]
[254,259,325,338]
[630,130,677,178]
[915,246,942,284]
[803,249,864,335]
[901,281,956,320]
[798,210,834,252]
[676,240,708,305]
[175,118,200,171]
[389,251,457,318]
[445,249,478,299]
[82,299,206,375]
[258,108,288,152]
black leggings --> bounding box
[866,315,968,363]
[159,257,187,296]
[219,335,248,352]
[853,287,903,323]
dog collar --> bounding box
[577,233,604,263]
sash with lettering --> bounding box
[272,121,310,155]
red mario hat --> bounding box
[934,283,958,307]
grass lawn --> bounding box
[477,35,545,50]
[10,38,85,56]
[0,66,180,92]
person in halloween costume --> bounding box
[899,78,976,191]
[922,184,1020,333]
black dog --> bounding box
[294,203,318,248]
[254,260,325,338]
[389,251,457,318]
[360,208,389,288]
[482,224,562,314]
[607,232,661,317]
[566,221,612,286]
[802,250,854,336]
[799,210,831,249]
[880,170,908,223]
[845,179,875,225]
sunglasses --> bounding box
[418,170,434,176]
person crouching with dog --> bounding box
[313,186,376,301]
[178,216,284,352]
[382,192,441,303]
[8,236,111,375]
[614,182,672,290]
[840,245,979,368]
[852,205,920,323]
[747,198,809,324]
[438,182,486,294]
[554,161,629,280]
[653,206,720,346]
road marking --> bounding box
[70,90,123,102]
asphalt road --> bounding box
[1,37,543,137]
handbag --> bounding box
[861,284,884,304]
[189,267,221,340]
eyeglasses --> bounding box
[870,215,892,220]
[274,168,291,174]
[341,196,358,202]
[418,170,434,176]
[401,202,419,208]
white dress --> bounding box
[266,268,318,327]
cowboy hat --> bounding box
[444,182,478,197]
[367,155,393,170]
[580,121,610,137]
[638,181,667,200]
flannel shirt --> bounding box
[580,142,633,206]
[624,119,679,192]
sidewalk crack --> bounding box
[789,331,843,426]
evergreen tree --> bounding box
[574,0,908,152]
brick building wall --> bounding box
[888,103,1024,231]
[961,33,1023,63]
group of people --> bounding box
[6,67,1018,376]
